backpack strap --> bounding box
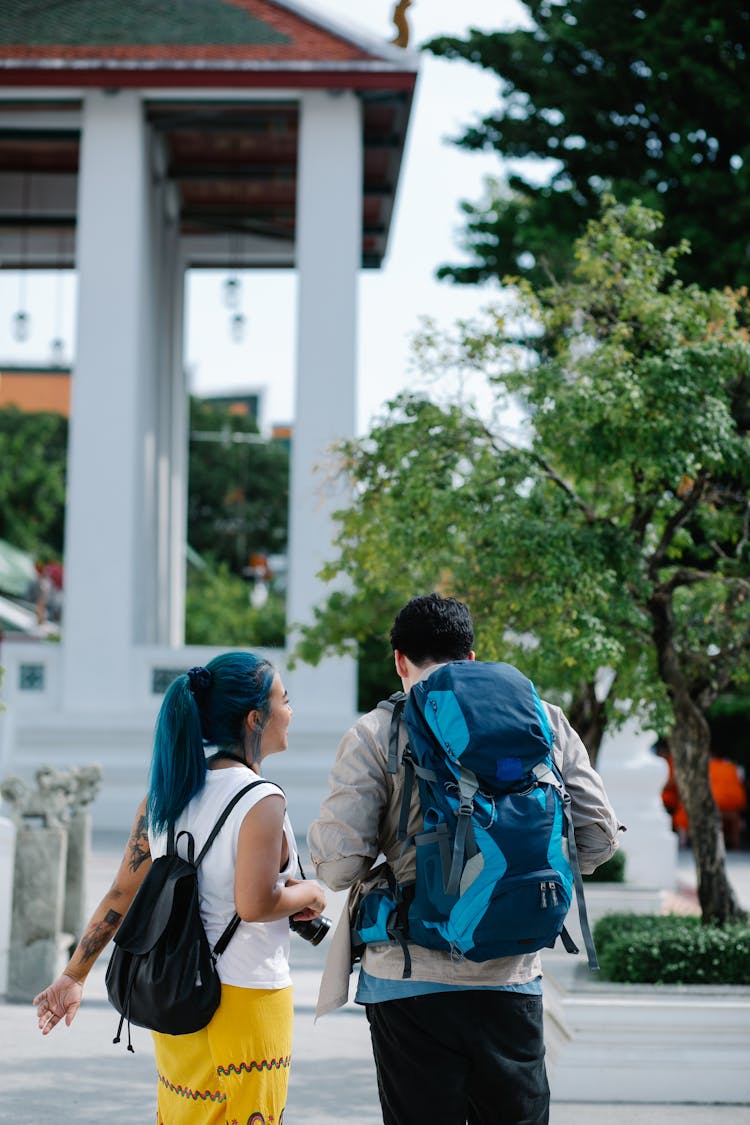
[197,778,275,960]
[174,829,196,864]
[195,779,271,866]
[446,766,480,896]
[377,692,407,775]
[166,821,179,857]
[561,792,599,971]
[533,761,599,971]
[377,692,416,848]
[213,912,243,959]
[396,750,415,846]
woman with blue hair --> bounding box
[33,652,326,1124]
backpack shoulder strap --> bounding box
[534,760,599,971]
[377,692,407,775]
[198,778,278,960]
[378,692,421,847]
[195,778,271,867]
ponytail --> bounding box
[147,673,206,834]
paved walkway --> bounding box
[1,844,748,1124]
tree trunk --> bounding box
[649,590,745,923]
[667,703,744,922]
[567,680,607,766]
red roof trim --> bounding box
[0,67,416,91]
[0,43,373,63]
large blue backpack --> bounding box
[354,661,598,975]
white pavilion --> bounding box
[0,1,418,832]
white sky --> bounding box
[0,0,533,434]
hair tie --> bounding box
[187,666,212,697]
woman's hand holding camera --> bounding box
[285,875,326,920]
[286,877,331,946]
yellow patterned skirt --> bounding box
[152,983,293,1125]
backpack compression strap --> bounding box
[532,762,599,972]
[446,766,480,897]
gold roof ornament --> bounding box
[391,0,413,48]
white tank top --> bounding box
[149,767,297,989]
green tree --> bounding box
[185,561,285,648]
[427,1,750,289]
[297,200,750,924]
[0,406,67,559]
[188,398,289,574]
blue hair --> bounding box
[147,652,275,833]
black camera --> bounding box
[289,913,332,946]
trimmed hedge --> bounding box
[593,912,750,985]
[582,849,626,883]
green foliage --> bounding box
[357,632,399,714]
[188,398,289,575]
[298,390,637,714]
[582,849,626,883]
[185,561,285,648]
[426,1,750,290]
[297,196,749,920]
[290,587,403,712]
[297,199,750,738]
[0,398,289,597]
[0,407,67,558]
[593,912,750,984]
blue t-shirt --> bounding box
[355,968,543,1004]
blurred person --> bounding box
[662,749,747,850]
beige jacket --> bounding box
[308,674,621,1016]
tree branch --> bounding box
[483,424,600,523]
[658,568,750,595]
[648,470,709,579]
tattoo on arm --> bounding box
[128,814,151,873]
[79,910,122,961]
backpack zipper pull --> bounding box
[540,882,548,909]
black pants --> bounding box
[365,990,549,1125]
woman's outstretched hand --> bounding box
[33,972,83,1035]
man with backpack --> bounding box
[308,594,621,1125]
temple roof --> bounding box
[0,2,418,268]
[0,1,415,84]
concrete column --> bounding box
[166,248,188,648]
[0,816,16,997]
[63,90,156,707]
[286,90,361,725]
[61,765,102,946]
[153,180,187,648]
[7,825,69,1002]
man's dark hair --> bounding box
[390,594,474,667]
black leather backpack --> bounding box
[106,779,264,1049]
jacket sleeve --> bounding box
[547,703,623,874]
[307,710,391,891]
